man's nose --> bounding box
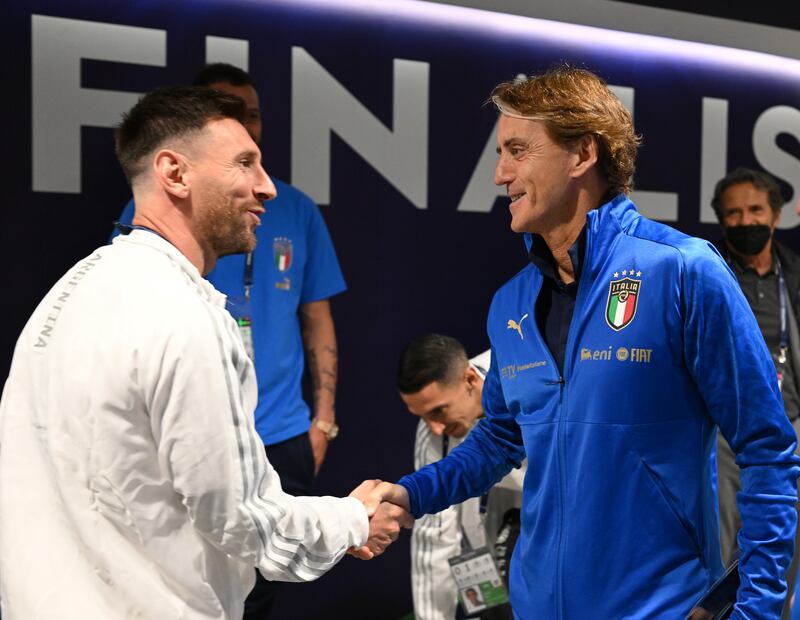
[255,165,277,202]
[494,158,513,187]
[427,421,446,436]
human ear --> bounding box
[570,134,599,179]
[153,149,190,199]
[464,366,479,393]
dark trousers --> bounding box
[242,432,315,620]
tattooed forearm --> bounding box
[300,302,338,415]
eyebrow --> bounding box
[725,203,766,212]
[235,149,260,161]
[496,137,528,154]
[423,404,447,417]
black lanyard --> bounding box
[777,258,789,370]
[728,253,789,382]
[114,221,171,245]
[443,434,489,551]
[244,252,254,301]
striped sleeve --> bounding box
[150,298,367,582]
[411,420,461,620]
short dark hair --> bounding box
[711,167,784,220]
[397,334,468,394]
[115,85,246,184]
[193,63,254,88]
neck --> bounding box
[537,179,607,284]
[541,225,583,283]
[730,240,774,276]
[540,201,595,284]
[132,203,215,275]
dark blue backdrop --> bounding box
[4,1,800,617]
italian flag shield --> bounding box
[273,238,293,272]
[605,278,641,331]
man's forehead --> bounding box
[205,117,254,143]
[184,117,258,158]
[496,115,543,143]
[401,381,454,414]
[722,182,770,205]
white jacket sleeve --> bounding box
[411,420,462,620]
[147,304,367,582]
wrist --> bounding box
[311,417,339,440]
[313,407,335,423]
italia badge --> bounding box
[273,237,293,272]
[605,271,641,331]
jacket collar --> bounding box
[523,193,637,281]
[113,229,228,308]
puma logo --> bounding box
[507,314,529,339]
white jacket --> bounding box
[410,350,524,620]
[0,231,367,619]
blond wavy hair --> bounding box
[491,66,640,195]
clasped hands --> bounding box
[347,479,413,560]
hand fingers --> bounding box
[347,545,374,560]
[350,479,382,497]
[361,481,398,516]
[367,534,392,557]
[397,508,414,529]
[378,483,411,511]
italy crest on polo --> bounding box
[605,272,641,331]
[273,237,293,272]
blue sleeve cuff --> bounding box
[396,476,422,519]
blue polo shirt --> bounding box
[113,178,346,445]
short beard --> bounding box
[195,187,257,259]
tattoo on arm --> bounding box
[303,319,338,410]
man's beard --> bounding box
[195,188,258,258]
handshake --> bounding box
[347,480,414,560]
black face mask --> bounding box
[725,224,772,256]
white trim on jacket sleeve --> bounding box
[153,255,367,582]
[411,420,462,619]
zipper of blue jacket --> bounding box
[556,215,595,620]
[526,267,568,620]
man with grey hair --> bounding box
[712,166,800,619]
[359,66,799,618]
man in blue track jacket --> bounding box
[360,67,800,619]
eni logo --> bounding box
[507,314,529,340]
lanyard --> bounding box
[727,253,789,370]
[244,252,254,301]
[777,258,788,369]
[114,221,171,245]
[443,435,489,551]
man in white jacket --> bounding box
[0,86,408,619]
[397,334,524,619]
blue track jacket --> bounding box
[398,195,799,619]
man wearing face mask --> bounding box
[712,167,800,617]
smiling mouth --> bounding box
[247,211,263,226]
[508,192,525,204]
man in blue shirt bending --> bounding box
[359,66,799,619]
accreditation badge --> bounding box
[226,296,255,363]
[448,547,509,616]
